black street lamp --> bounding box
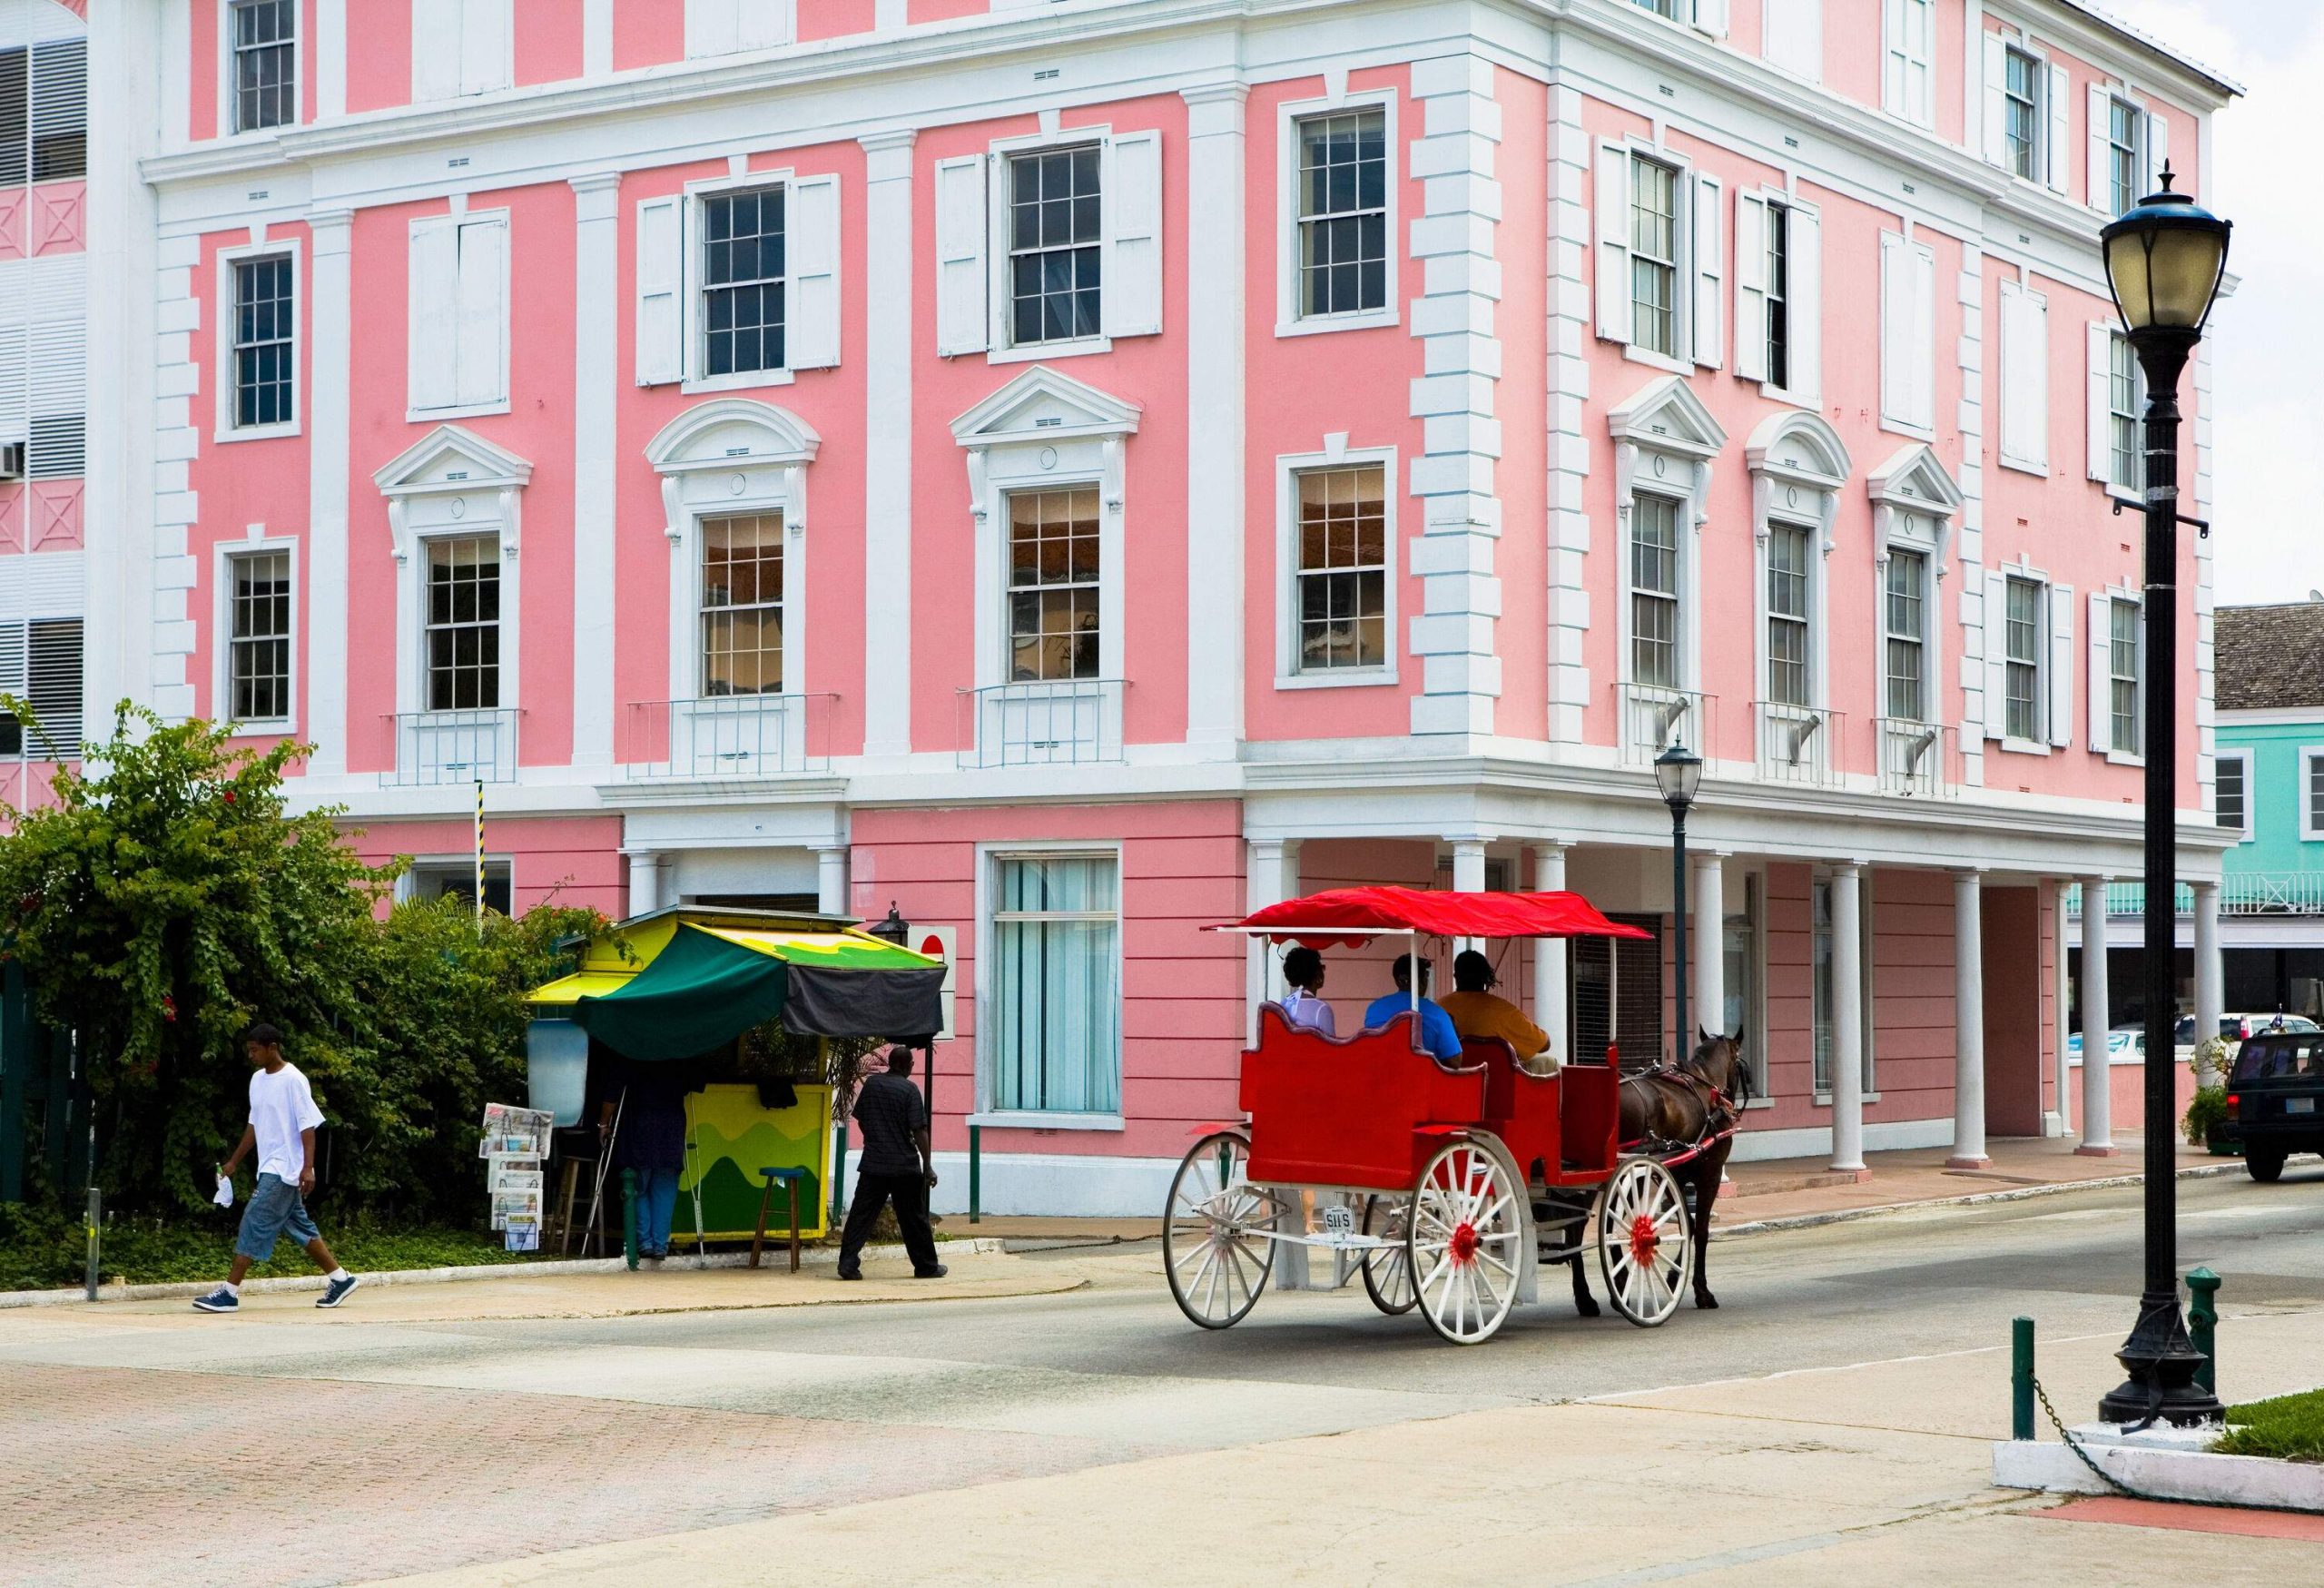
[1654,745,1703,1063]
[865,901,911,948]
[2097,166,2230,1428]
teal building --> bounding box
[2208,601,2324,1018]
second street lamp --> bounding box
[2096,166,2230,1428]
[1655,745,1703,1063]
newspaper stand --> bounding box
[1167,886,1700,1346]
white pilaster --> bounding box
[1530,842,1568,1057]
[1691,853,1725,1044]
[2078,876,2115,1153]
[861,131,918,759]
[627,852,665,915]
[570,174,622,772]
[1545,83,1591,745]
[1955,245,1987,788]
[1181,84,1247,755]
[814,844,850,917]
[2193,879,2222,1084]
[1830,863,1867,1175]
[1948,871,1990,1168]
[317,0,347,117]
[582,0,614,76]
[2049,877,2072,1137]
[1406,54,1502,738]
[306,208,354,773]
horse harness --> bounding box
[1619,1060,1743,1152]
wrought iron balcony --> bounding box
[625,693,834,781]
[1874,716,1955,799]
[384,708,518,786]
[1754,701,1844,787]
[958,678,1125,769]
[1615,681,1714,767]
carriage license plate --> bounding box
[2289,1097,2315,1114]
[1321,1204,1357,1240]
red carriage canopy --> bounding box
[1227,886,1654,948]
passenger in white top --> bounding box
[1276,946,1337,1037]
[192,1024,360,1315]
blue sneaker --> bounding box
[191,1287,238,1313]
[316,1273,360,1309]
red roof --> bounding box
[1230,886,1653,946]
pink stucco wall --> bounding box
[349,814,627,916]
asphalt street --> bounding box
[3,1164,2319,1585]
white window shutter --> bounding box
[2087,85,2112,212]
[2045,62,2071,194]
[1982,30,2008,168]
[741,0,794,48]
[1878,234,1909,425]
[2001,285,2049,469]
[2048,582,2075,747]
[459,0,511,95]
[2085,321,2112,483]
[1908,242,1934,431]
[452,216,507,408]
[2087,589,2112,754]
[1102,130,1163,340]
[1690,173,1721,369]
[634,195,683,387]
[1787,201,1821,403]
[1765,0,1822,81]
[1983,569,2007,741]
[1693,0,1729,37]
[1595,142,1632,345]
[785,173,842,370]
[686,0,740,57]
[408,221,458,410]
[412,0,460,102]
[1882,0,1905,113]
[1734,192,1768,383]
[933,154,989,357]
[2147,109,2168,192]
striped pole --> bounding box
[473,779,486,934]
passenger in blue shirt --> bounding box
[1363,953,1464,1062]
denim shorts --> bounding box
[235,1172,320,1260]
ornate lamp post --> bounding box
[2096,167,2230,1427]
[1654,745,1703,1062]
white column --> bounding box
[1530,843,1568,1058]
[1691,853,1725,1045]
[2079,875,2116,1153]
[2193,879,2223,1083]
[2049,878,2072,1137]
[1829,863,1866,1175]
[814,845,850,918]
[581,0,614,75]
[317,0,348,116]
[569,173,622,772]
[1449,837,1488,960]
[1948,871,1991,1168]
[306,208,354,777]
[1181,84,1247,755]
[626,852,664,916]
[860,132,917,758]
[1246,839,1298,1033]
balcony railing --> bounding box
[1615,681,1715,767]
[385,708,518,786]
[1755,701,1843,787]
[2073,875,2324,919]
[625,693,834,780]
[1874,716,1955,799]
[958,678,1125,769]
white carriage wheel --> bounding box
[1406,1139,1523,1346]
[1595,1156,1693,1328]
[1360,1194,1416,1316]
[1162,1131,1277,1330]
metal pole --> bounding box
[622,1168,638,1271]
[2096,329,2221,1426]
[2186,1267,2221,1396]
[969,1122,981,1224]
[1671,808,1689,1066]
[2011,1317,2035,1442]
[473,779,486,935]
[84,1183,100,1302]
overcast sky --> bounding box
[2093,0,2320,607]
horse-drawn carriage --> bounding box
[1163,886,1743,1346]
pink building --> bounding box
[69,0,2239,1211]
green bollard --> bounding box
[969,1122,981,1225]
[622,1169,638,1271]
[2011,1317,2035,1442]
[2187,1267,2221,1396]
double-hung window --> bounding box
[2107,96,2143,217]
[1008,146,1103,348]
[1008,488,1101,683]
[2109,597,2141,755]
[226,549,292,724]
[988,853,1121,1118]
[1294,465,1388,673]
[2214,754,2247,833]
[1630,493,1682,689]
[700,513,783,695]
[425,536,500,712]
[2003,576,2042,741]
[1884,551,1927,722]
[1766,523,1811,708]
[2004,47,2042,181]
[1763,203,1790,391]
[231,254,295,430]
[231,0,296,133]
[2108,332,2142,492]
[636,172,839,389]
[1634,0,1681,17]
[1629,155,1680,359]
[2307,753,2324,842]
[700,187,784,379]
[1294,108,1388,321]
[408,211,508,417]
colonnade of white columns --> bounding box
[2078,874,2116,1156]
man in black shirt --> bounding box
[836,1048,946,1280]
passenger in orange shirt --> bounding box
[1438,950,1551,1063]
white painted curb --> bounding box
[1717,1162,2246,1239]
[0,1238,1011,1310]
[1993,1435,2324,1513]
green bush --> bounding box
[2183,1085,2230,1148]
[0,1200,541,1290]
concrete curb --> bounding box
[0,1238,1011,1310]
[1994,1434,2324,1513]
[1714,1162,2247,1239]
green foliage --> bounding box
[2215,1386,2324,1463]
[2183,1085,2230,1148]
[0,1201,544,1290]
[0,704,606,1218]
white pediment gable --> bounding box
[373,423,533,498]
[1746,410,1850,489]
[1606,374,1727,458]
[1866,442,1965,513]
[645,398,821,473]
[951,364,1143,447]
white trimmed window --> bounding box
[1007,146,1104,347]
[1293,106,1389,321]
[408,210,509,419]
[1998,280,2050,474]
[684,0,793,56]
[2003,576,2041,742]
[405,857,511,915]
[982,852,1122,1121]
[635,172,841,390]
[700,513,783,695]
[1292,463,1389,675]
[1766,523,1812,708]
[424,534,501,711]
[1630,492,1683,688]
[2108,597,2141,755]
[1597,143,1719,370]
[1006,487,1102,683]
[1984,31,2071,193]
[2304,751,2324,843]
[1736,191,1820,402]
[229,0,296,133]
[1630,155,1679,358]
[1984,567,2072,752]
[2105,95,2143,216]
[217,241,300,439]
[224,547,293,725]
[2214,751,2250,836]
[1884,0,1935,126]
[1883,549,1927,722]
[410,0,511,102]
[2091,328,2143,494]
[2003,45,2041,180]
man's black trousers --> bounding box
[837,1171,940,1271]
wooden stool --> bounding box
[750,1167,808,1272]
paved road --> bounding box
[3,1165,2319,1585]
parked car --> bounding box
[2175,1013,2322,1044]
[2067,1026,2145,1062]
[2222,1031,2324,1182]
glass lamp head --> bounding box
[1653,744,1703,813]
[2102,165,2230,339]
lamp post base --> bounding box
[2097,1290,2226,1428]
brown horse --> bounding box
[1568,1028,1749,1316]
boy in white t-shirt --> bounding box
[192,1024,360,1313]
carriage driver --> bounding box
[1439,950,1553,1068]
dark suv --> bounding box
[2225,1032,2324,1182]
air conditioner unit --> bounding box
[0,443,22,482]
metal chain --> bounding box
[2032,1375,2161,1503]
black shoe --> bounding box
[835,1264,862,1281]
[912,1264,949,1279]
